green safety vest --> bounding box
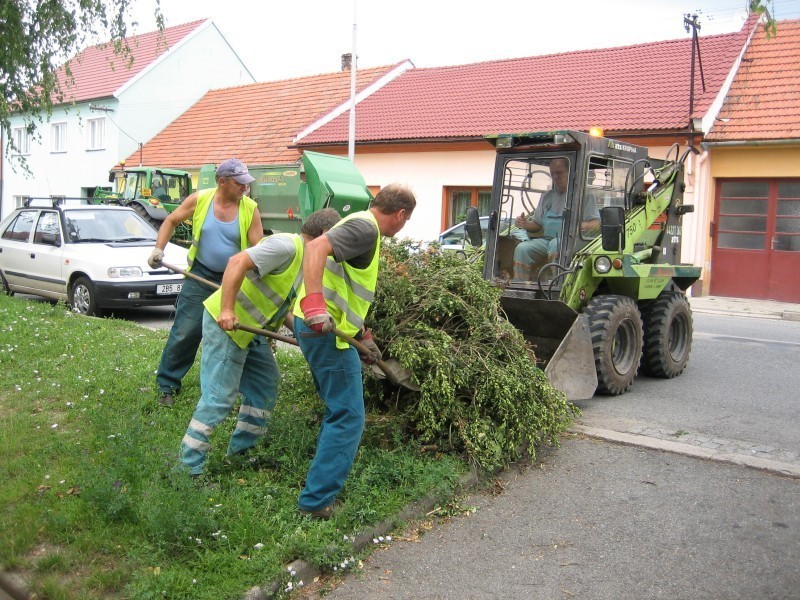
[186,188,257,270]
[204,233,304,349]
[293,211,380,350]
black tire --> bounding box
[585,294,644,396]
[641,292,693,378]
[131,202,163,230]
[69,276,103,317]
[0,271,13,296]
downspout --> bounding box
[691,149,710,296]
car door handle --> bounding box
[30,253,36,259]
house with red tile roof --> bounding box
[699,19,800,302]
[2,19,254,218]
[292,13,800,300]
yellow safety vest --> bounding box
[204,234,304,349]
[293,211,380,350]
[187,188,257,270]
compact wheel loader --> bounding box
[465,130,701,400]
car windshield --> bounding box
[64,209,157,243]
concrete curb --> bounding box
[572,424,800,479]
[244,468,482,599]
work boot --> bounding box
[299,502,337,520]
[158,392,174,406]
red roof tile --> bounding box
[298,19,756,146]
[707,19,800,141]
[128,65,401,167]
[56,20,206,103]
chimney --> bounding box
[341,53,352,71]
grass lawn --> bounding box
[0,295,466,599]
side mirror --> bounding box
[600,206,625,252]
[465,207,482,247]
[41,232,62,247]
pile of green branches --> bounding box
[366,240,577,472]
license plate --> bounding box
[157,283,182,295]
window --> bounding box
[443,186,492,228]
[11,127,30,155]
[33,212,61,245]
[51,122,67,153]
[86,117,105,150]
[1,210,36,242]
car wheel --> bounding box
[0,271,14,296]
[69,276,103,317]
[585,294,643,396]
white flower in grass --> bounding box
[254,543,264,550]
[51,424,58,429]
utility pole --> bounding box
[348,0,357,162]
[683,14,706,119]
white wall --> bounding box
[114,22,255,166]
[353,148,497,242]
[352,143,705,267]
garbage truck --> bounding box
[464,130,701,400]
[198,151,374,235]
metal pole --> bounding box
[348,0,357,161]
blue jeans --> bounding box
[295,317,365,512]
[180,310,279,475]
[156,262,222,394]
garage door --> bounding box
[711,180,800,301]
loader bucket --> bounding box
[500,297,597,400]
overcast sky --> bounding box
[128,0,800,81]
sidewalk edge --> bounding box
[572,424,800,479]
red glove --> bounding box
[359,329,382,364]
[300,293,334,333]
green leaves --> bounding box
[368,240,578,472]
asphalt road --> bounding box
[304,310,800,599]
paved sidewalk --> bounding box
[689,294,800,321]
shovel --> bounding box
[161,261,419,391]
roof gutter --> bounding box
[702,138,800,149]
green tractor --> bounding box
[94,164,194,245]
[465,130,701,399]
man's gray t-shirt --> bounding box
[244,235,297,277]
[532,189,600,225]
[326,217,379,269]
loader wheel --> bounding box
[641,292,693,378]
[131,203,162,231]
[585,295,643,396]
[70,276,103,317]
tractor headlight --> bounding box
[108,266,143,278]
[594,256,612,274]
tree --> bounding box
[749,0,777,37]
[0,0,162,160]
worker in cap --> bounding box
[148,158,263,406]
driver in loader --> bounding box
[512,158,599,280]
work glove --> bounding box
[359,329,382,364]
[300,293,334,334]
[148,247,164,268]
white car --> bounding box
[438,216,520,252]
[0,200,188,316]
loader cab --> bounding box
[481,131,646,296]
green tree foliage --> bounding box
[0,0,162,157]
[749,0,777,37]
[366,240,578,472]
